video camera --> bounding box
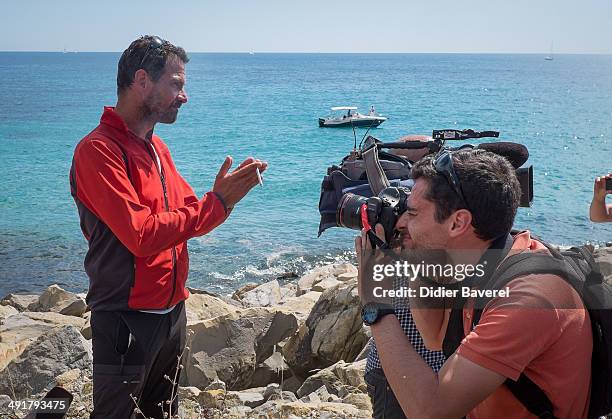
[318,129,534,248]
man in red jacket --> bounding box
[70,35,267,418]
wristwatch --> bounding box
[361,303,395,326]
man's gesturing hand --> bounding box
[213,156,268,210]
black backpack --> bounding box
[443,240,612,419]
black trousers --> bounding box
[90,302,186,419]
[365,368,407,419]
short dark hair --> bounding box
[116,35,189,95]
[410,149,521,241]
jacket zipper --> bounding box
[144,140,178,309]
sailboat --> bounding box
[545,42,554,61]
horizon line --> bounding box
[1,50,612,56]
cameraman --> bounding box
[589,173,612,222]
[356,149,592,419]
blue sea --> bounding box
[1,52,611,297]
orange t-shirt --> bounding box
[456,231,592,419]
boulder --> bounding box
[296,263,357,296]
[276,291,321,323]
[240,280,282,307]
[185,292,239,325]
[342,392,373,411]
[0,311,86,371]
[282,282,368,377]
[0,293,39,312]
[28,285,87,317]
[231,283,259,302]
[312,276,342,292]
[0,325,92,398]
[178,386,201,401]
[183,307,298,390]
[0,305,18,323]
[594,247,612,282]
[80,311,92,339]
[250,351,293,388]
[253,400,370,418]
[229,387,266,408]
[297,360,367,398]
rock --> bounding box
[231,283,259,302]
[250,351,293,388]
[312,276,342,292]
[0,305,18,322]
[280,376,303,394]
[276,291,322,322]
[183,307,298,390]
[297,367,343,398]
[279,283,298,301]
[342,392,373,411]
[300,391,321,403]
[314,385,335,402]
[267,390,298,402]
[0,325,92,398]
[297,360,367,398]
[185,292,239,325]
[0,293,39,312]
[594,247,612,283]
[178,386,201,401]
[254,400,369,418]
[28,285,87,317]
[240,280,282,307]
[296,264,358,296]
[54,368,82,391]
[283,282,368,377]
[197,388,239,410]
[0,311,86,371]
[263,383,280,399]
[333,359,367,389]
[230,388,266,408]
[81,311,92,339]
[355,337,373,362]
[205,378,226,391]
[337,271,357,282]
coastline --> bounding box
[1,246,610,418]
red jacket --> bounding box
[70,107,228,311]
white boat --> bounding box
[545,42,554,61]
[318,106,387,128]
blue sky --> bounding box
[1,0,611,53]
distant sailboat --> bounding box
[545,42,554,61]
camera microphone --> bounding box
[474,142,529,168]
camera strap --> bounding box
[360,203,389,249]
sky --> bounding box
[1,0,611,54]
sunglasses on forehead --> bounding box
[139,36,165,68]
[432,150,472,212]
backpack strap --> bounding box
[469,251,578,419]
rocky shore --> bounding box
[1,247,611,418]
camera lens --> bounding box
[336,193,368,230]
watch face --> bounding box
[362,303,378,325]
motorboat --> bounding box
[318,106,387,128]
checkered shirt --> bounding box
[366,276,446,373]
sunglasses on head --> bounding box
[139,36,165,68]
[432,150,471,212]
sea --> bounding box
[0,52,611,297]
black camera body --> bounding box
[337,186,411,244]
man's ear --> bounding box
[133,69,149,90]
[448,209,473,238]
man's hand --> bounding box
[355,224,392,305]
[590,173,612,223]
[593,173,612,201]
[212,156,268,210]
